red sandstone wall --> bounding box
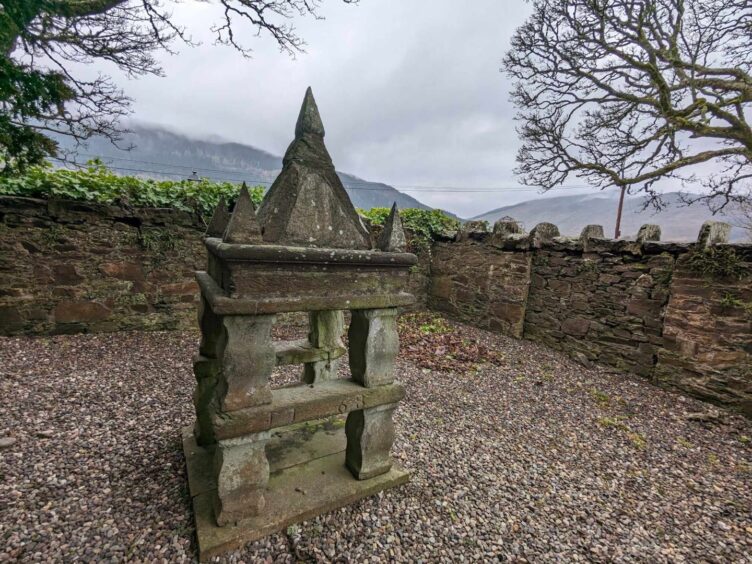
[1,195,749,413]
[429,241,531,337]
[656,246,752,413]
[0,196,204,334]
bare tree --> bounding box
[738,193,752,241]
[0,0,355,172]
[504,0,752,237]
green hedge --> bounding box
[0,162,459,241]
[358,207,459,242]
[0,161,265,221]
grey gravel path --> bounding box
[1,318,750,563]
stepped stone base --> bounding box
[182,426,410,561]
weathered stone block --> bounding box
[99,262,145,281]
[349,308,399,388]
[345,403,397,480]
[213,433,271,526]
[636,224,661,242]
[561,317,590,337]
[193,355,221,446]
[217,315,275,412]
[52,264,82,285]
[302,310,345,384]
[697,220,731,248]
[530,223,560,247]
[53,301,111,323]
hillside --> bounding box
[53,124,432,212]
[472,191,748,242]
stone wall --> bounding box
[423,219,751,415]
[0,196,205,335]
[429,239,530,337]
[0,195,749,413]
[655,245,752,413]
[0,196,431,336]
[524,240,675,378]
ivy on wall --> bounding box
[0,160,265,222]
[358,207,459,243]
[0,162,461,242]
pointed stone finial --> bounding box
[295,87,325,139]
[636,224,661,243]
[223,183,262,244]
[493,217,523,237]
[697,220,730,249]
[205,195,231,238]
[580,224,604,241]
[530,222,560,247]
[377,203,407,252]
[257,89,371,249]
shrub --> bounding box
[0,161,265,222]
[358,207,459,242]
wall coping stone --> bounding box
[0,195,201,228]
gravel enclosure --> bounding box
[1,313,751,563]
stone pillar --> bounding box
[345,403,398,480]
[213,432,271,525]
[637,224,661,242]
[302,310,344,384]
[348,308,399,388]
[193,296,223,446]
[192,354,219,446]
[198,295,223,358]
[216,315,276,412]
[346,308,399,481]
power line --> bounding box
[50,154,595,194]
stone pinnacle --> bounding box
[205,195,231,237]
[223,183,263,244]
[294,87,325,139]
[377,203,407,252]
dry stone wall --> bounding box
[425,219,751,415]
[656,245,752,414]
[429,239,530,337]
[0,195,749,414]
[0,196,205,334]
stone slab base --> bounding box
[182,426,410,561]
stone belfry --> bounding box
[184,88,416,560]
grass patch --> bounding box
[676,438,695,449]
[598,416,647,449]
[589,388,611,407]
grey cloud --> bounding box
[78,0,583,217]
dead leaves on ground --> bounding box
[398,313,505,372]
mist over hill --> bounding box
[472,191,748,242]
[54,124,432,212]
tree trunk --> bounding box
[614,185,626,239]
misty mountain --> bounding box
[54,124,432,212]
[472,191,748,242]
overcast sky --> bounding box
[93,0,604,217]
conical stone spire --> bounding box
[205,195,231,237]
[256,88,371,250]
[377,203,407,252]
[223,183,262,244]
[295,87,325,138]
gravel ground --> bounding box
[1,317,751,563]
